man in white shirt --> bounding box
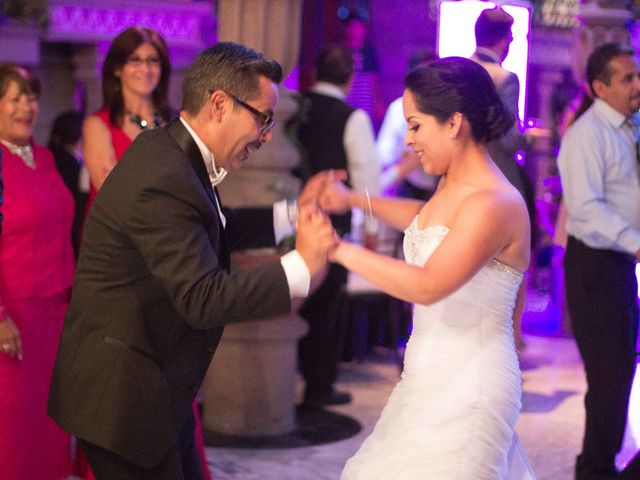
[296,45,380,407]
[558,42,640,480]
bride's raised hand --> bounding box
[319,170,351,214]
[299,169,348,207]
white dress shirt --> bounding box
[474,47,502,64]
[558,98,640,255]
[179,116,310,297]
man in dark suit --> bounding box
[47,42,336,479]
[470,7,532,203]
[470,7,534,351]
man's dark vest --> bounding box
[297,91,355,233]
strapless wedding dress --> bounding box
[341,218,536,479]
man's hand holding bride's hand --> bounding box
[295,204,339,276]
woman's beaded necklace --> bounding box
[0,139,35,169]
[127,111,163,130]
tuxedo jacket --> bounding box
[48,120,291,468]
[471,53,530,199]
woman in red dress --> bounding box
[83,26,173,208]
[78,27,213,480]
[0,63,75,480]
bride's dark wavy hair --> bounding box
[404,57,513,144]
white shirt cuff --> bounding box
[280,249,310,298]
[273,199,294,244]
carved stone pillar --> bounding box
[0,24,41,66]
[202,253,308,437]
[530,26,575,131]
[215,0,304,206]
[217,0,303,77]
[72,44,105,117]
[572,0,633,84]
[527,20,575,334]
[203,0,309,439]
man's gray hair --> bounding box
[182,42,283,115]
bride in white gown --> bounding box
[320,57,536,479]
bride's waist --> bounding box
[411,311,514,338]
[403,331,520,379]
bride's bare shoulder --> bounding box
[456,183,528,227]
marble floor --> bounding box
[205,331,640,480]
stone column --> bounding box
[217,0,302,77]
[572,0,633,85]
[528,22,574,335]
[202,0,308,438]
[202,255,308,437]
[72,44,105,116]
[0,24,41,66]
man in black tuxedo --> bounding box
[470,7,534,351]
[470,7,531,202]
[47,42,336,479]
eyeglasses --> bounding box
[225,91,275,135]
[126,56,161,68]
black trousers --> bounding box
[78,411,205,480]
[299,262,349,401]
[564,236,639,479]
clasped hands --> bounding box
[293,170,352,275]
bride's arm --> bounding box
[349,191,423,232]
[321,178,423,232]
[331,190,528,305]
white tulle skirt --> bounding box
[341,331,535,480]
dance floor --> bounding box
[205,295,640,480]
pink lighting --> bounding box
[438,1,531,122]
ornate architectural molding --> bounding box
[535,0,579,28]
[46,0,213,50]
